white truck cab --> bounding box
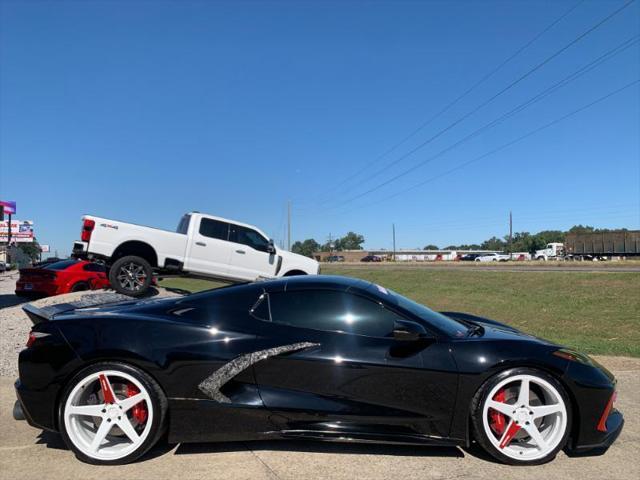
[534,242,564,261]
[73,212,320,296]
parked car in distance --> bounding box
[72,212,320,297]
[16,275,623,466]
[475,253,510,262]
[459,253,482,261]
[15,259,110,297]
[361,255,382,262]
[0,261,6,272]
[326,255,345,262]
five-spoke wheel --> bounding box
[59,363,166,465]
[472,368,571,465]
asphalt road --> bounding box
[1,357,638,480]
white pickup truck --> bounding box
[72,212,320,296]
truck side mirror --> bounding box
[267,239,276,254]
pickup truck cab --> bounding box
[73,212,320,296]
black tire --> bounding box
[109,256,153,297]
[470,367,572,466]
[58,362,167,465]
[71,282,89,293]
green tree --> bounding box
[18,240,41,262]
[335,232,365,250]
[481,236,506,251]
[291,238,320,258]
[423,244,439,250]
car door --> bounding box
[228,224,277,280]
[184,217,233,276]
[250,287,459,440]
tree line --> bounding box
[292,225,629,258]
[292,232,365,257]
[439,225,631,254]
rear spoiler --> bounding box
[22,292,134,325]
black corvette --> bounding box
[15,275,622,465]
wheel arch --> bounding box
[111,241,158,268]
[283,269,307,276]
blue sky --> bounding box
[1,0,638,255]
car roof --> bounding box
[257,275,369,291]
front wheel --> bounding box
[59,362,167,465]
[471,368,571,465]
[109,256,152,297]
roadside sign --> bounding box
[0,201,16,215]
[40,245,50,253]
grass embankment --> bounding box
[160,268,640,357]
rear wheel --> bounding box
[471,368,571,465]
[59,362,167,465]
[109,256,152,297]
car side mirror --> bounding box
[267,239,276,254]
[392,319,428,341]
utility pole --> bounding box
[509,211,513,259]
[392,223,396,262]
[287,200,291,251]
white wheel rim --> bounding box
[482,374,567,461]
[63,370,153,461]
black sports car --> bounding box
[15,276,622,465]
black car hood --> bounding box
[440,311,559,346]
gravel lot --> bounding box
[0,270,178,377]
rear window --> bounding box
[176,214,191,234]
[45,260,79,271]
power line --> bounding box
[322,34,639,212]
[333,78,640,215]
[307,0,586,203]
[317,0,636,209]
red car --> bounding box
[15,259,110,297]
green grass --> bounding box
[160,268,640,357]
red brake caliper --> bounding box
[126,383,148,424]
[489,388,507,436]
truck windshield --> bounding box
[176,214,191,234]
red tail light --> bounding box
[597,391,617,432]
[81,219,95,242]
[26,332,36,348]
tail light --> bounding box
[26,331,50,348]
[81,219,95,242]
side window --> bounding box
[229,225,270,252]
[250,293,271,321]
[268,290,404,337]
[199,218,229,240]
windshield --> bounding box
[367,283,467,337]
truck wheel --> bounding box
[109,256,153,297]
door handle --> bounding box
[195,242,206,247]
[236,249,246,254]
